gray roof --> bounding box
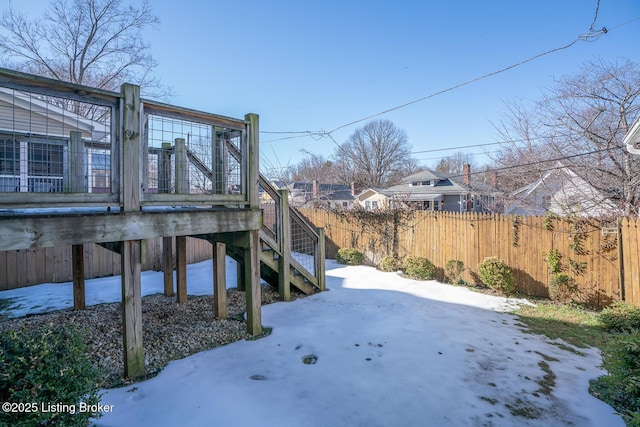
[384,169,499,200]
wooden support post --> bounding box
[163,236,174,297]
[68,131,85,193]
[121,240,144,378]
[236,258,246,292]
[245,113,259,209]
[160,142,172,193]
[175,138,188,195]
[213,241,227,319]
[316,227,326,291]
[176,235,187,303]
[244,229,262,335]
[72,244,86,310]
[278,189,291,301]
[120,83,144,379]
[213,127,224,194]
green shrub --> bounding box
[590,331,640,425]
[600,302,640,332]
[548,273,577,302]
[379,256,400,272]
[445,260,465,284]
[476,257,515,295]
[0,325,103,427]
[336,248,363,265]
[402,255,435,280]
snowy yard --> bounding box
[0,260,624,426]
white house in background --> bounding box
[355,188,389,210]
[268,180,356,209]
[358,165,500,212]
[0,87,111,193]
[504,162,620,217]
[626,116,640,154]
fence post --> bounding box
[618,217,625,301]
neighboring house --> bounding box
[504,162,620,217]
[0,87,111,193]
[268,180,356,209]
[626,116,640,154]
[366,164,500,212]
[356,188,389,210]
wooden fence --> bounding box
[0,237,214,290]
[299,208,640,308]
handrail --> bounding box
[258,174,324,290]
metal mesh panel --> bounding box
[259,179,279,241]
[145,114,243,195]
[290,214,316,276]
[0,87,112,194]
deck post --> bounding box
[72,244,85,310]
[176,236,187,303]
[244,229,262,335]
[159,142,172,193]
[120,83,144,378]
[174,137,188,302]
[162,236,174,297]
[175,138,188,194]
[68,131,85,192]
[278,189,291,301]
[244,113,261,335]
[121,240,144,378]
[236,259,246,291]
[213,241,227,319]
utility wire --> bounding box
[261,1,621,146]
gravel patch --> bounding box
[0,285,304,388]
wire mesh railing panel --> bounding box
[259,176,281,243]
[290,213,317,277]
[145,114,244,197]
[0,87,113,195]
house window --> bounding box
[0,139,19,191]
[28,142,64,192]
[89,151,111,193]
[0,139,65,192]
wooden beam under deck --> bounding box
[0,209,261,251]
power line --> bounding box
[259,3,636,148]
[446,145,624,181]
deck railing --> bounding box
[259,175,325,291]
[0,68,255,210]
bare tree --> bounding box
[0,0,170,99]
[433,151,476,175]
[332,119,419,188]
[492,59,640,215]
[291,151,337,183]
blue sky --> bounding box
[12,0,640,176]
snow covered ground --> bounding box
[0,260,623,426]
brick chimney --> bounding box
[351,181,356,196]
[463,164,471,186]
[312,180,318,199]
[492,172,498,189]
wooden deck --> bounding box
[0,68,263,379]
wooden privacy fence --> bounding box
[0,237,213,290]
[299,208,640,307]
